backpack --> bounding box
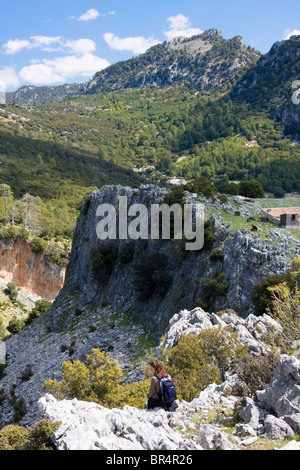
[156,375,177,410]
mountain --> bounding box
[86,29,259,95]
[6,30,260,105]
[232,34,300,133]
[7,83,84,106]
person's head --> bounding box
[150,360,167,377]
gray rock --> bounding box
[198,424,239,450]
[38,394,201,451]
[256,355,300,433]
[262,415,294,440]
[0,341,5,365]
[235,423,257,438]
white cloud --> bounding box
[77,9,100,21]
[2,36,62,54]
[2,39,31,55]
[0,66,20,91]
[284,29,300,40]
[19,53,110,85]
[164,14,203,40]
[103,32,161,54]
[65,38,96,55]
[30,35,62,49]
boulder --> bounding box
[256,355,300,433]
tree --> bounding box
[239,180,265,199]
[267,283,300,351]
[22,193,41,231]
[44,349,123,408]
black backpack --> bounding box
[156,374,177,410]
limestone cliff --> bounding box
[0,238,66,301]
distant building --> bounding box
[260,208,300,228]
[167,178,187,186]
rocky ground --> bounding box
[38,353,300,451]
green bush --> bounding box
[4,282,18,302]
[0,419,59,450]
[203,220,215,250]
[8,316,24,335]
[30,237,48,253]
[163,327,247,401]
[239,180,265,199]
[252,273,286,316]
[90,241,119,283]
[134,252,172,300]
[234,352,279,399]
[25,299,52,325]
[118,242,135,264]
[209,248,225,262]
[201,273,229,307]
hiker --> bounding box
[147,360,177,411]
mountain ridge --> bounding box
[6,29,260,105]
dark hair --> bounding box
[150,360,167,378]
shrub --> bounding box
[252,273,286,317]
[44,349,123,408]
[44,348,151,410]
[0,419,59,450]
[203,219,215,250]
[200,273,229,307]
[90,241,119,283]
[239,180,265,199]
[209,248,225,262]
[30,237,48,253]
[4,282,18,302]
[134,252,172,300]
[163,327,247,401]
[118,242,135,264]
[267,282,300,351]
[234,352,279,399]
[8,316,24,334]
[25,299,52,325]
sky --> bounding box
[0,0,300,92]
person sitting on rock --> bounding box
[147,360,167,410]
[147,360,177,411]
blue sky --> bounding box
[0,0,300,91]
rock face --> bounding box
[0,238,65,301]
[37,355,300,451]
[240,355,300,439]
[256,355,300,433]
[53,185,291,338]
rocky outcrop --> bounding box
[37,355,300,451]
[52,185,292,339]
[0,238,65,300]
[37,395,200,451]
[160,307,283,356]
